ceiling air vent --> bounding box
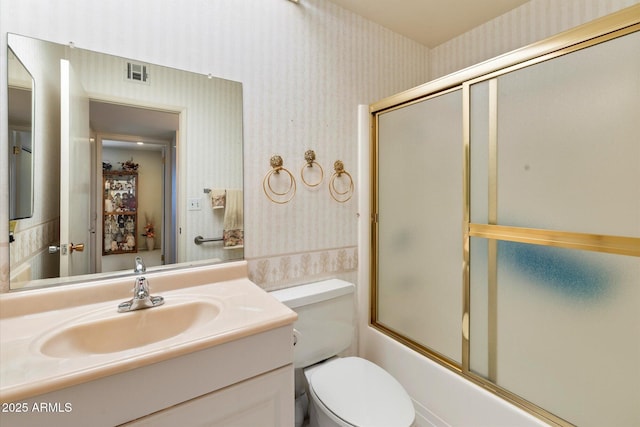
[126,61,149,84]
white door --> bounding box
[59,59,92,277]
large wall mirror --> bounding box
[7,33,244,291]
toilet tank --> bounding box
[271,279,355,368]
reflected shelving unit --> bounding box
[103,170,138,255]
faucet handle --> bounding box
[118,275,164,312]
[133,276,150,298]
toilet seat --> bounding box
[308,357,415,427]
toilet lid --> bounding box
[310,357,414,427]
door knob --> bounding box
[48,243,84,255]
[69,243,85,253]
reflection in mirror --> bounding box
[7,34,244,291]
[8,48,34,220]
[99,124,176,274]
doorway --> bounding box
[90,101,179,274]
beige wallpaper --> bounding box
[0,0,430,291]
[429,0,640,79]
[1,0,637,292]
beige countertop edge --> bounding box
[0,261,250,319]
[0,311,297,404]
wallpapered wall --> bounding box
[0,0,431,292]
[430,0,640,79]
[1,0,638,292]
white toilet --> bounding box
[271,279,415,427]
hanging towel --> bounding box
[223,189,244,248]
[209,189,226,209]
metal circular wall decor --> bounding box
[263,155,297,204]
[300,149,324,188]
[329,160,354,203]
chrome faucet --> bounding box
[134,256,146,274]
[118,257,164,312]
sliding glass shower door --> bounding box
[372,15,640,427]
[376,89,464,366]
[467,29,640,427]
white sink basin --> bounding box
[39,299,221,358]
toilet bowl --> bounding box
[305,357,415,427]
[271,279,415,427]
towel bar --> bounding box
[194,235,223,245]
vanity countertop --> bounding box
[0,261,297,403]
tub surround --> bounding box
[0,260,297,405]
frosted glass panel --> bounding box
[469,237,489,378]
[470,238,640,427]
[476,31,640,236]
[469,81,489,224]
[377,90,463,363]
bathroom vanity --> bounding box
[0,261,297,426]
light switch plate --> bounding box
[188,198,202,211]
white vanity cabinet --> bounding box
[2,324,295,427]
[124,365,293,426]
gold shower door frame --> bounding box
[370,7,640,427]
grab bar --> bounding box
[194,235,223,245]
